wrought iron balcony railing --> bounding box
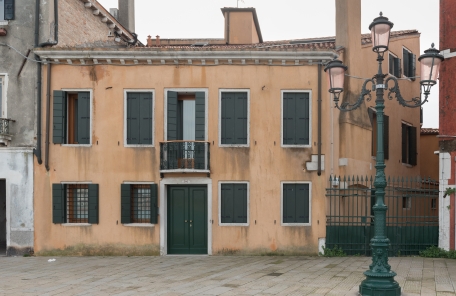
[160,141,210,173]
[0,118,15,146]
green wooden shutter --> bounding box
[234,93,248,144]
[283,184,296,223]
[77,92,90,144]
[403,49,409,77]
[52,184,65,224]
[4,0,14,20]
[384,115,389,160]
[295,184,309,223]
[121,184,131,224]
[150,184,158,224]
[53,90,66,144]
[126,92,140,144]
[139,92,153,145]
[167,91,178,140]
[221,93,235,144]
[88,184,99,224]
[389,54,394,75]
[283,93,296,145]
[409,126,417,166]
[233,184,247,223]
[401,124,407,163]
[411,53,416,81]
[221,184,234,223]
[296,93,310,145]
[195,92,205,141]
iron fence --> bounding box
[326,176,439,256]
[160,141,210,171]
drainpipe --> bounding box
[317,62,322,176]
[33,0,42,164]
[45,63,51,171]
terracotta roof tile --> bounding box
[421,128,439,135]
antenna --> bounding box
[237,0,245,8]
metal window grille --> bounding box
[131,185,151,223]
[66,184,88,223]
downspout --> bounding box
[317,62,322,176]
[41,0,58,171]
[33,0,42,164]
[44,63,51,171]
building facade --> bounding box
[32,0,422,255]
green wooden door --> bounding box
[168,186,207,254]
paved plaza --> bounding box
[1,255,456,295]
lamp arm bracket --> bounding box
[385,76,428,108]
[336,78,374,111]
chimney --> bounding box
[335,0,361,65]
[221,7,263,45]
[156,35,160,46]
[109,8,119,20]
[147,35,152,47]
[118,0,135,32]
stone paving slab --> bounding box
[1,256,456,295]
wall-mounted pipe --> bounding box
[44,63,51,171]
[317,62,322,176]
[33,0,42,164]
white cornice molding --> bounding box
[34,50,338,63]
[442,49,456,59]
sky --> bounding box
[98,0,440,128]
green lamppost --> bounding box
[324,13,444,296]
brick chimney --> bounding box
[118,0,135,32]
[221,7,263,44]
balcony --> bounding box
[160,141,210,175]
[0,118,14,146]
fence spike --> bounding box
[329,175,332,182]
[343,175,346,182]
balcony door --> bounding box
[0,180,6,255]
[167,186,208,254]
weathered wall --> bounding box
[0,149,34,255]
[339,35,422,178]
[35,61,331,254]
[58,0,117,47]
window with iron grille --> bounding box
[121,184,158,224]
[282,183,311,225]
[52,183,99,224]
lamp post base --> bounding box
[359,273,401,296]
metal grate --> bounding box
[160,141,210,171]
[131,185,151,223]
[326,176,439,256]
[66,184,88,223]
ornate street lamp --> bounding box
[325,13,444,296]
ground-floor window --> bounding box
[219,182,248,225]
[121,183,158,224]
[282,182,311,225]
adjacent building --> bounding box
[32,0,423,255]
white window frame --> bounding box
[61,89,93,147]
[0,74,7,118]
[218,181,250,226]
[163,88,208,141]
[59,181,93,226]
[281,90,312,148]
[218,89,250,148]
[0,0,5,23]
[123,89,155,147]
[281,181,312,226]
[388,51,399,78]
[121,181,156,227]
[402,46,414,80]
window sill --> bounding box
[219,223,249,227]
[62,144,92,147]
[401,163,413,168]
[281,223,311,227]
[219,144,249,148]
[0,21,9,26]
[281,145,311,148]
[62,223,91,227]
[125,145,155,148]
[123,223,155,227]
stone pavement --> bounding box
[1,255,456,296]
